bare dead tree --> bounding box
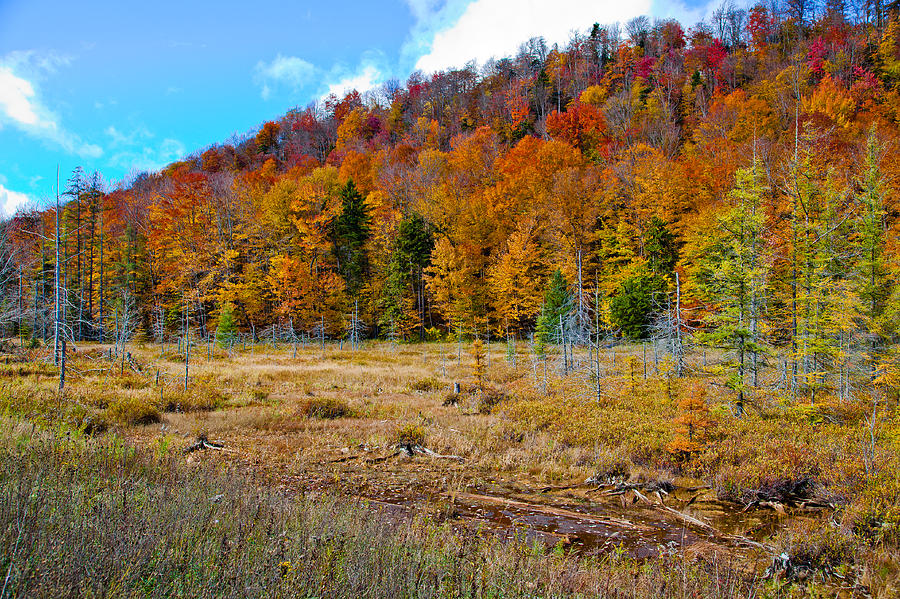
[0,220,26,334]
[53,167,69,391]
[152,304,166,357]
[650,273,691,378]
[114,288,138,374]
[345,299,365,351]
[184,293,190,392]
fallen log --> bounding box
[536,482,586,493]
[656,502,775,553]
[366,450,402,464]
[448,492,652,531]
[402,444,465,462]
[329,454,364,463]
[183,436,227,454]
[632,489,651,504]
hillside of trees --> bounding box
[4,2,900,403]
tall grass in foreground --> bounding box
[0,424,760,598]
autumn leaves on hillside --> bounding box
[5,4,900,404]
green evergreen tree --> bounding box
[394,212,434,270]
[789,155,854,403]
[645,216,678,276]
[332,180,372,297]
[378,212,434,337]
[855,129,895,383]
[378,259,409,336]
[535,270,571,353]
[695,162,769,413]
[609,270,666,339]
[215,302,238,346]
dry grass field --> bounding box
[1,338,899,597]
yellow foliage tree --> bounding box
[488,218,545,336]
[802,74,856,128]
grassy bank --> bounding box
[1,340,899,596]
[0,422,759,598]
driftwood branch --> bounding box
[365,444,465,464]
[402,443,465,461]
[183,436,227,454]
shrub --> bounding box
[667,383,714,459]
[116,372,149,390]
[215,302,238,346]
[476,385,507,414]
[408,377,443,392]
[68,402,108,434]
[775,521,855,572]
[394,422,427,447]
[590,450,632,483]
[163,384,224,412]
[104,396,161,426]
[845,452,900,546]
[302,396,352,419]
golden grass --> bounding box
[105,394,161,426]
[301,395,354,419]
[4,339,900,594]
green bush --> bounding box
[215,302,238,346]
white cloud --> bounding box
[159,138,185,158]
[650,0,726,28]
[413,0,653,73]
[319,48,390,101]
[255,55,316,100]
[0,182,32,217]
[0,67,40,125]
[403,0,443,21]
[407,0,728,74]
[325,63,383,98]
[105,124,153,147]
[0,52,102,159]
[107,134,185,173]
[103,124,184,172]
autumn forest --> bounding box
[4,2,900,596]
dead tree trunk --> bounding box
[675,272,684,377]
[54,167,61,367]
[54,167,65,391]
[98,207,104,343]
[184,294,190,392]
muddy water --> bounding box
[285,448,819,563]
[357,482,814,561]
[448,492,701,558]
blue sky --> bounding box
[0,0,717,215]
